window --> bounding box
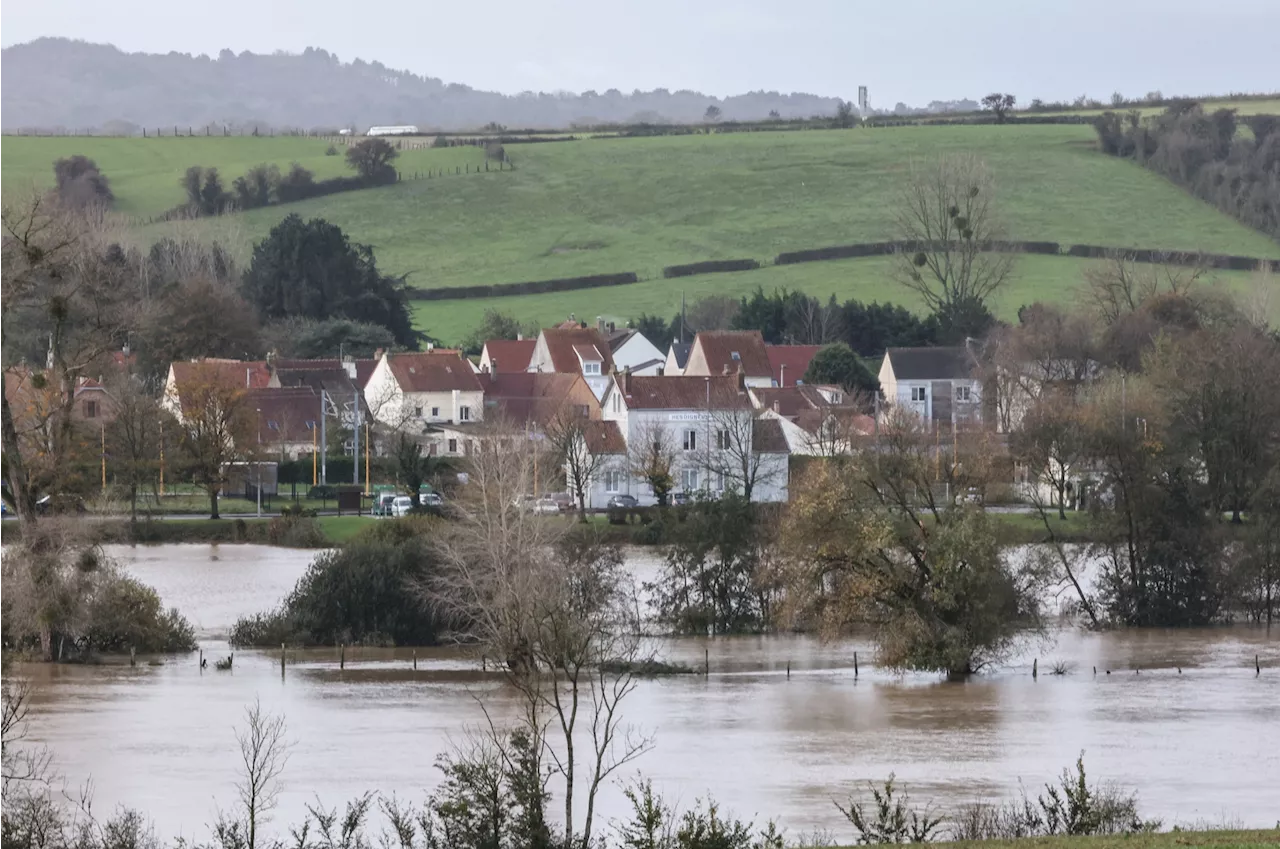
[683,429,697,451]
[430,406,440,418]
[583,362,601,376]
[716,429,731,450]
[604,470,622,492]
[429,443,439,456]
[414,405,424,417]
[730,351,741,361]
[956,385,972,402]
[714,471,726,492]
[612,394,621,413]
[83,400,98,419]
[575,404,590,418]
[447,438,458,453]
[910,386,927,402]
[681,468,700,491]
[459,405,472,422]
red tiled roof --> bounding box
[541,328,614,375]
[387,351,483,393]
[766,345,823,387]
[583,420,626,454]
[483,339,536,373]
[617,375,751,411]
[750,387,814,418]
[793,408,876,438]
[689,331,772,378]
[752,418,790,453]
[572,343,604,362]
[245,387,323,443]
[482,372,595,425]
[171,359,271,394]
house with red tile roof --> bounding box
[766,345,823,387]
[479,371,600,428]
[585,370,788,508]
[528,327,615,399]
[364,350,485,430]
[479,338,536,375]
[681,331,774,388]
[163,358,271,421]
[751,384,875,456]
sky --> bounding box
[2,0,1276,106]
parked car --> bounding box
[532,497,561,515]
[671,492,692,506]
[391,496,415,517]
[422,492,444,508]
[512,494,539,512]
[373,492,398,517]
[606,494,638,510]
[548,492,575,513]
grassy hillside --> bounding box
[413,253,1266,345]
[0,135,487,217]
[4,124,1277,347]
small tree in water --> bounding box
[779,409,1046,677]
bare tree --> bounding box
[426,431,653,848]
[221,699,289,849]
[105,373,172,523]
[1,518,102,660]
[1084,253,1203,326]
[701,410,780,502]
[893,154,1014,317]
[628,420,678,507]
[544,407,608,519]
[170,371,257,519]
[2,674,55,790]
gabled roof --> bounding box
[793,408,876,438]
[170,359,271,394]
[271,366,358,398]
[750,386,816,418]
[605,328,637,352]
[689,331,772,378]
[583,420,626,454]
[273,357,379,389]
[245,387,322,443]
[766,345,823,387]
[540,328,615,375]
[387,351,483,393]
[752,418,790,453]
[885,347,977,381]
[482,339,536,372]
[615,374,751,411]
[482,372,596,425]
[668,342,691,369]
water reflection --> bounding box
[15,544,1280,838]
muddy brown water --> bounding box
[15,544,1280,839]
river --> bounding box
[15,543,1280,840]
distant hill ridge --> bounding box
[0,37,847,133]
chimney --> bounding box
[722,363,731,375]
[780,363,787,387]
[426,342,435,352]
[489,358,498,383]
[657,365,665,377]
[517,332,524,341]
[374,348,386,361]
[597,316,605,334]
[608,321,616,333]
[736,365,746,392]
[344,360,357,380]
[245,367,251,388]
[622,365,632,396]
[773,400,780,413]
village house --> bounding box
[479,338,536,375]
[750,384,874,455]
[364,350,485,435]
[765,345,823,387]
[664,341,692,376]
[600,321,665,377]
[162,358,271,422]
[527,327,615,399]
[681,331,774,388]
[246,387,324,460]
[878,346,984,430]
[584,371,789,508]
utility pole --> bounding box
[256,408,263,518]
[353,390,360,486]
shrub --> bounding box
[834,775,944,844]
[82,571,198,654]
[265,514,327,548]
[615,780,784,849]
[325,144,339,156]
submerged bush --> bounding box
[83,574,198,653]
[231,536,444,647]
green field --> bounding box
[413,253,1265,345]
[0,135,488,218]
[4,123,1278,347]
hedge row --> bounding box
[662,258,760,278]
[775,240,1279,271]
[408,271,638,301]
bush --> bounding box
[834,775,945,844]
[325,144,339,156]
[82,571,198,654]
[231,536,445,647]
[616,780,784,849]
[265,514,327,547]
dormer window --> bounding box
[583,361,601,376]
[731,351,740,361]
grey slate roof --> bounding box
[886,347,976,380]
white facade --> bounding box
[588,380,789,509]
[611,332,666,376]
[364,357,485,429]
[878,355,983,428]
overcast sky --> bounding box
[3,0,1275,106]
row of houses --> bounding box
[152,320,996,509]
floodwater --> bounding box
[15,543,1280,841]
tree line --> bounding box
[1093,102,1280,239]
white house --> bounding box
[878,346,983,429]
[606,328,666,376]
[528,327,615,400]
[585,371,790,508]
[364,350,485,429]
[664,342,691,376]
[751,385,875,455]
